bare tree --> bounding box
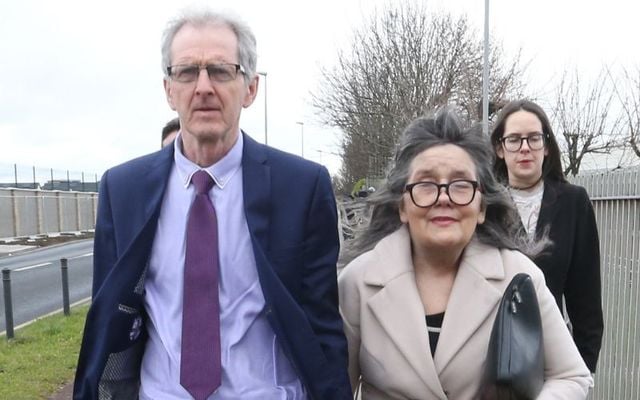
[311,2,523,192]
[552,68,624,176]
[614,66,640,159]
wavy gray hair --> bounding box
[342,108,545,263]
[161,7,257,82]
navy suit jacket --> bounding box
[73,133,352,399]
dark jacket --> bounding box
[73,133,352,399]
[533,179,604,372]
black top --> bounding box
[425,312,445,357]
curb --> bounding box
[0,238,94,259]
[0,297,92,338]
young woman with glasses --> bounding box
[338,108,592,399]
[490,99,603,375]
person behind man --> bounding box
[338,108,592,398]
[162,117,180,147]
[74,7,351,400]
[490,100,603,373]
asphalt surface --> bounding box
[0,240,93,333]
[0,240,94,399]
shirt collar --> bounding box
[174,131,243,190]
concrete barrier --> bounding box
[0,188,97,238]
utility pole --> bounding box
[482,0,490,135]
[296,121,304,157]
[258,71,268,144]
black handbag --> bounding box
[479,273,544,400]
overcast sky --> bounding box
[2,0,640,182]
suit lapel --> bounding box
[93,146,174,319]
[364,227,445,399]
[127,146,174,259]
[241,133,271,251]
[108,147,173,298]
[432,240,503,373]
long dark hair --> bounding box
[490,100,566,184]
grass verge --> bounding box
[0,304,89,399]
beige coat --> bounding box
[338,226,592,400]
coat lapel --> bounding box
[364,227,446,399]
[536,180,561,238]
[93,146,174,313]
[109,147,173,294]
[141,146,174,219]
[433,240,504,372]
[241,132,271,251]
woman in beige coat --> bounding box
[338,109,592,399]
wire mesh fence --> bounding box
[571,167,640,400]
[0,162,99,192]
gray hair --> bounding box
[343,108,546,263]
[161,7,257,82]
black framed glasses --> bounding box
[500,133,546,152]
[404,179,480,208]
[167,63,245,83]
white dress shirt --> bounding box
[139,133,305,399]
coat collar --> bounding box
[363,226,504,396]
[363,225,504,286]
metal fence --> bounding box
[571,167,640,400]
[0,162,100,192]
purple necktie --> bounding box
[180,170,221,400]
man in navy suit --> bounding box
[74,7,351,399]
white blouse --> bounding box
[509,180,545,239]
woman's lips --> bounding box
[431,216,456,226]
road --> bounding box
[0,240,93,333]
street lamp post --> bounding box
[296,121,304,157]
[482,0,490,135]
[315,149,340,165]
[258,71,268,145]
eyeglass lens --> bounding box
[170,64,240,83]
[502,134,545,152]
[408,180,477,207]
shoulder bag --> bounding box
[479,273,544,400]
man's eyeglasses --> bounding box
[404,180,480,208]
[500,133,546,152]
[167,63,245,83]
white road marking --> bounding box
[68,252,93,260]
[15,262,52,272]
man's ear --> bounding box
[164,78,177,111]
[242,75,259,108]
